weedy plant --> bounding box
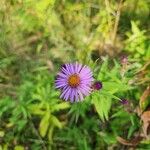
[0,0,150,150]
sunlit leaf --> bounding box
[48,125,54,142]
[39,112,50,137]
[51,102,70,112]
[92,93,111,121]
[0,130,4,137]
[50,115,62,129]
[14,145,24,150]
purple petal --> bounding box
[74,89,79,102]
[57,72,68,78]
[55,83,67,89]
[77,90,84,101]
[61,67,71,75]
[70,88,75,102]
[64,87,71,101]
[69,63,75,74]
[78,85,91,96]
[60,86,70,100]
[75,62,82,73]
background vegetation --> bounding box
[0,0,150,149]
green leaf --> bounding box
[3,144,8,150]
[17,120,27,132]
[51,102,70,112]
[48,125,54,142]
[36,0,55,12]
[131,21,140,34]
[14,145,24,150]
[50,115,62,129]
[27,104,45,115]
[127,115,139,139]
[92,93,111,121]
[99,132,116,144]
[103,81,132,94]
[39,112,50,137]
[97,57,109,80]
[0,130,4,137]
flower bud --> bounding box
[92,81,102,90]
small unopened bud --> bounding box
[92,81,102,90]
[120,99,129,105]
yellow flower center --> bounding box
[68,74,80,88]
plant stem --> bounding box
[28,113,47,150]
[105,0,112,32]
[112,0,124,46]
[133,0,139,14]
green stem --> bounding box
[112,0,124,46]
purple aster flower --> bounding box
[55,62,94,102]
[92,81,102,90]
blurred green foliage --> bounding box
[0,0,150,149]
